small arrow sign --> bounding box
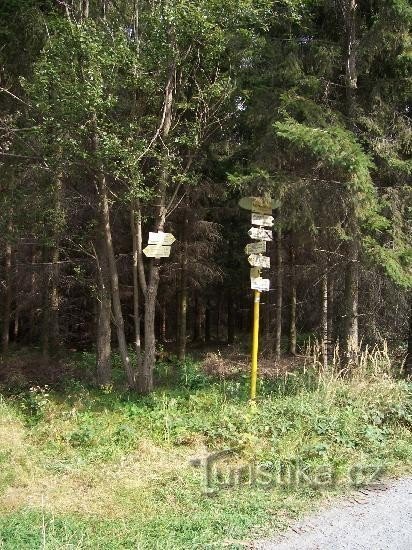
[248,254,270,268]
[251,277,270,292]
[250,267,260,279]
[143,244,171,258]
[245,241,266,254]
[252,213,274,227]
[248,227,273,241]
[148,231,176,245]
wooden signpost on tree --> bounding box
[148,232,176,246]
[143,231,176,259]
[143,232,176,259]
[240,196,276,401]
[143,244,172,258]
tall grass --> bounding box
[301,338,404,380]
[0,344,410,549]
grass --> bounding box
[0,350,411,549]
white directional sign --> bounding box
[250,267,260,279]
[143,244,171,258]
[251,277,270,292]
[148,231,176,246]
[252,213,274,227]
[245,241,266,255]
[248,227,273,241]
[248,254,270,268]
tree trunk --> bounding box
[343,0,358,118]
[227,291,235,344]
[274,227,283,361]
[141,266,160,393]
[101,0,107,19]
[264,272,275,348]
[29,246,39,344]
[321,273,328,369]
[81,0,89,20]
[205,302,211,343]
[327,275,335,363]
[13,248,19,342]
[242,307,248,334]
[95,232,112,386]
[1,234,12,354]
[177,283,187,360]
[264,292,271,338]
[98,172,136,388]
[50,174,63,353]
[131,205,143,371]
[343,239,359,365]
[140,198,169,392]
[129,10,144,379]
[288,244,297,355]
[41,176,63,356]
[161,302,167,342]
[49,243,60,352]
[41,246,51,361]
[216,298,221,341]
[193,293,202,342]
[140,67,174,394]
[341,0,359,368]
[13,305,19,342]
[176,286,181,345]
[177,216,188,360]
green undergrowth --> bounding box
[0,356,411,549]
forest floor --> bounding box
[0,348,411,548]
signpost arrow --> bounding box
[245,241,266,255]
[251,213,274,227]
[251,277,270,292]
[148,231,176,245]
[248,254,270,268]
[248,227,273,241]
[143,244,171,258]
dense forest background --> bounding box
[0,0,411,392]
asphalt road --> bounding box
[254,477,412,550]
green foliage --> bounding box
[275,118,373,186]
[363,236,412,288]
[20,0,269,189]
[17,385,51,425]
[23,18,136,176]
[274,114,386,224]
[229,0,412,292]
[178,358,211,390]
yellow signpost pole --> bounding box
[250,289,260,400]
[240,195,277,402]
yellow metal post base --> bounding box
[250,290,260,400]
